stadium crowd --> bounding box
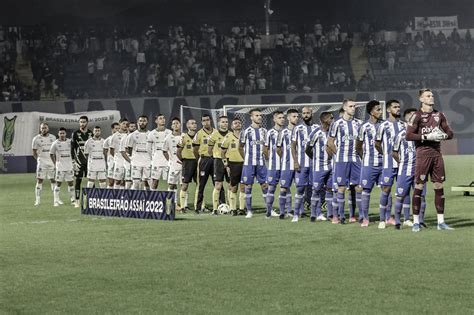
[1,21,473,101]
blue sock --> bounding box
[286,194,292,213]
[361,189,371,220]
[379,191,389,221]
[402,194,410,220]
[332,191,339,217]
[326,191,333,218]
[394,196,403,225]
[266,185,276,215]
[355,191,362,219]
[278,190,287,215]
[310,187,320,218]
[244,186,252,212]
[294,186,305,216]
[337,191,345,219]
[385,192,392,219]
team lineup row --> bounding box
[32,88,454,231]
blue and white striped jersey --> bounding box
[276,127,294,171]
[308,127,331,172]
[328,118,362,163]
[357,120,383,167]
[291,123,319,167]
[265,128,281,171]
[240,126,267,166]
[376,120,404,169]
[393,127,416,177]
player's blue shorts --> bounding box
[360,165,382,190]
[312,169,332,190]
[280,170,295,188]
[295,166,311,187]
[266,169,281,186]
[241,164,267,185]
[396,174,427,197]
[334,161,361,188]
[380,167,398,187]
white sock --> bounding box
[50,183,55,191]
[107,183,114,189]
[35,183,43,200]
[413,214,420,224]
[87,181,94,188]
[184,191,189,206]
[125,182,132,189]
[132,180,140,190]
[54,186,60,202]
[114,183,121,189]
[99,182,106,188]
[68,186,75,201]
[437,214,444,224]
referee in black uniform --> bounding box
[71,115,92,207]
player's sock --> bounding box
[437,214,444,224]
[420,196,426,223]
[99,182,106,188]
[385,192,393,220]
[315,190,323,217]
[337,191,345,219]
[50,183,55,192]
[379,191,389,221]
[412,188,423,217]
[67,186,75,201]
[310,188,320,218]
[229,191,237,210]
[35,183,42,202]
[402,194,411,221]
[107,182,113,189]
[53,186,60,202]
[434,188,445,215]
[266,185,276,215]
[244,186,252,212]
[261,186,268,212]
[147,179,154,191]
[355,191,362,219]
[349,186,356,218]
[325,191,333,218]
[294,186,305,216]
[180,190,188,209]
[125,181,132,189]
[413,214,420,224]
[332,191,338,217]
[278,190,287,215]
[394,196,403,225]
[239,190,245,211]
[212,188,219,211]
[114,183,121,189]
[286,194,292,214]
[132,180,140,190]
[75,177,82,200]
[87,181,94,188]
[361,189,371,220]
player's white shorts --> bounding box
[36,165,55,180]
[151,165,169,180]
[87,170,107,180]
[131,165,151,180]
[107,162,115,178]
[168,168,182,185]
[113,165,125,181]
[55,170,74,182]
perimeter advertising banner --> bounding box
[81,188,175,220]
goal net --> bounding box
[180,102,385,131]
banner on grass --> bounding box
[81,188,175,220]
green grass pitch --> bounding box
[1,155,473,314]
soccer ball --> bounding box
[217,203,231,215]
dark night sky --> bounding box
[2,0,473,28]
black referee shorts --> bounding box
[228,161,243,186]
[182,158,198,184]
[213,158,229,182]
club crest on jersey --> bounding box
[384,177,389,183]
[337,177,342,183]
[362,179,367,186]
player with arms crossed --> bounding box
[84,126,107,189]
[32,123,56,206]
[291,106,319,222]
[406,88,454,232]
[276,109,299,219]
[103,122,120,188]
[392,108,426,229]
[221,117,246,216]
[240,108,269,218]
[264,111,284,218]
[123,115,152,190]
[375,100,404,228]
[162,117,183,212]
[327,99,363,224]
[148,114,172,190]
[355,100,383,227]
[177,118,198,212]
[71,116,93,207]
[208,116,230,215]
[306,112,334,222]
[50,128,75,206]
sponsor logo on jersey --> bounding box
[2,115,17,152]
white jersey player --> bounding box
[84,126,107,188]
[104,122,120,188]
[111,119,129,189]
[148,113,172,190]
[123,116,152,190]
[32,123,56,206]
[163,118,183,210]
[49,128,75,206]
